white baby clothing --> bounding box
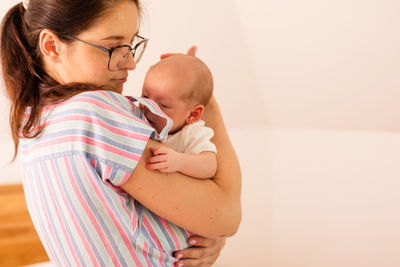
[164,120,217,154]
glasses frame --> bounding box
[63,34,148,71]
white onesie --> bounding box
[164,120,217,154]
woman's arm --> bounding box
[120,96,242,238]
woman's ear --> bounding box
[39,29,64,63]
[186,104,204,124]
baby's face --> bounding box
[142,68,191,133]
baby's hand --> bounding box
[147,147,182,173]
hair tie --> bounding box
[22,0,29,10]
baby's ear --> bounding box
[186,104,204,124]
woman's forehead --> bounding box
[78,0,139,41]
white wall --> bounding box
[234,0,400,131]
[216,128,400,267]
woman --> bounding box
[0,0,241,266]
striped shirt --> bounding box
[20,90,192,266]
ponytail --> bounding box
[1,4,40,161]
[1,0,140,162]
[0,4,99,162]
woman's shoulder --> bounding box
[66,90,133,110]
[48,90,137,117]
[44,89,151,132]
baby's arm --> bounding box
[147,147,217,179]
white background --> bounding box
[1,0,399,266]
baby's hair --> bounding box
[150,55,213,107]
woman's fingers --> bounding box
[186,46,197,56]
[175,246,211,259]
[175,255,217,267]
[160,46,198,59]
[173,236,226,265]
[188,236,219,248]
[160,53,175,59]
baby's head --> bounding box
[142,55,213,133]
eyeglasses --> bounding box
[63,34,148,71]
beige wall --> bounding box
[234,0,400,131]
[216,128,400,267]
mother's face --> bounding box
[46,0,140,93]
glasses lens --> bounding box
[108,38,148,71]
[133,40,147,64]
[109,46,131,71]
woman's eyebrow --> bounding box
[101,35,125,41]
[100,31,139,41]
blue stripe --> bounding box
[147,246,159,266]
[24,171,61,265]
[21,150,141,174]
[148,212,177,250]
[21,128,146,156]
[79,155,152,264]
[50,108,153,134]
[69,156,130,266]
[54,158,106,266]
[30,167,65,266]
[82,156,135,233]
[39,163,86,266]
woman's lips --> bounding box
[112,77,127,83]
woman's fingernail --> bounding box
[190,239,197,245]
[177,253,183,259]
[178,263,184,267]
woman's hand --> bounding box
[174,236,226,267]
[160,46,197,59]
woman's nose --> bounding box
[122,54,136,70]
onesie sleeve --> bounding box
[54,90,156,186]
[181,121,217,155]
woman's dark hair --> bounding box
[0,0,140,161]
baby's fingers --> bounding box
[147,162,168,170]
[150,147,168,156]
[147,155,167,164]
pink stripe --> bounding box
[89,159,96,169]
[67,96,146,124]
[50,160,100,266]
[158,218,184,250]
[99,91,130,112]
[80,155,142,266]
[95,163,134,216]
[143,242,152,266]
[116,147,152,185]
[118,186,136,219]
[39,162,82,266]
[142,216,170,267]
[64,157,122,267]
[142,216,164,250]
[24,172,59,265]
[50,114,150,141]
[32,167,69,265]
[158,247,166,267]
[21,135,143,163]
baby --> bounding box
[140,55,217,179]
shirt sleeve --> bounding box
[181,121,217,155]
[55,90,155,186]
